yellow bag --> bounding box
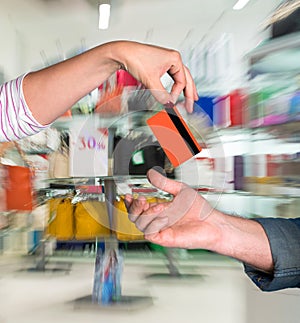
[74,201,111,240]
[47,198,74,240]
[114,197,145,241]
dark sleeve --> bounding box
[244,217,300,292]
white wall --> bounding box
[0,0,281,82]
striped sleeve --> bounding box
[0,74,49,142]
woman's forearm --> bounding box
[22,41,122,125]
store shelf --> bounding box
[51,111,155,134]
[247,32,300,74]
[251,120,300,141]
[203,120,300,145]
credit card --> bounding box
[146,102,202,167]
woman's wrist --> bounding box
[100,41,133,73]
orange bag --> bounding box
[5,142,36,211]
[0,143,12,212]
[5,164,34,211]
[1,142,34,212]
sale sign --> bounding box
[69,117,108,177]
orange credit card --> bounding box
[146,103,202,167]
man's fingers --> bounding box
[142,217,169,235]
[124,194,133,211]
[134,203,169,232]
[135,213,168,233]
[127,196,149,223]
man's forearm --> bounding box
[212,211,274,272]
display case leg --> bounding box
[25,238,72,273]
[72,178,153,310]
[146,248,204,280]
[165,248,181,277]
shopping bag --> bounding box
[48,132,70,178]
[48,151,69,178]
[47,198,74,240]
[0,163,6,213]
[5,164,34,211]
[114,197,144,241]
[0,143,13,212]
[1,142,35,211]
[74,201,111,240]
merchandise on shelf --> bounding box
[194,89,247,129]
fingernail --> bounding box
[147,167,166,182]
[164,101,174,109]
[186,100,194,113]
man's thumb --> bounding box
[147,168,186,196]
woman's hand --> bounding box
[110,41,198,113]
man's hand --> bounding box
[125,169,273,273]
[124,169,221,249]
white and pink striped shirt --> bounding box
[0,74,48,142]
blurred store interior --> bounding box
[1,0,300,322]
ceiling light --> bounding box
[233,0,250,10]
[98,3,111,30]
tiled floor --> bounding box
[0,251,299,323]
